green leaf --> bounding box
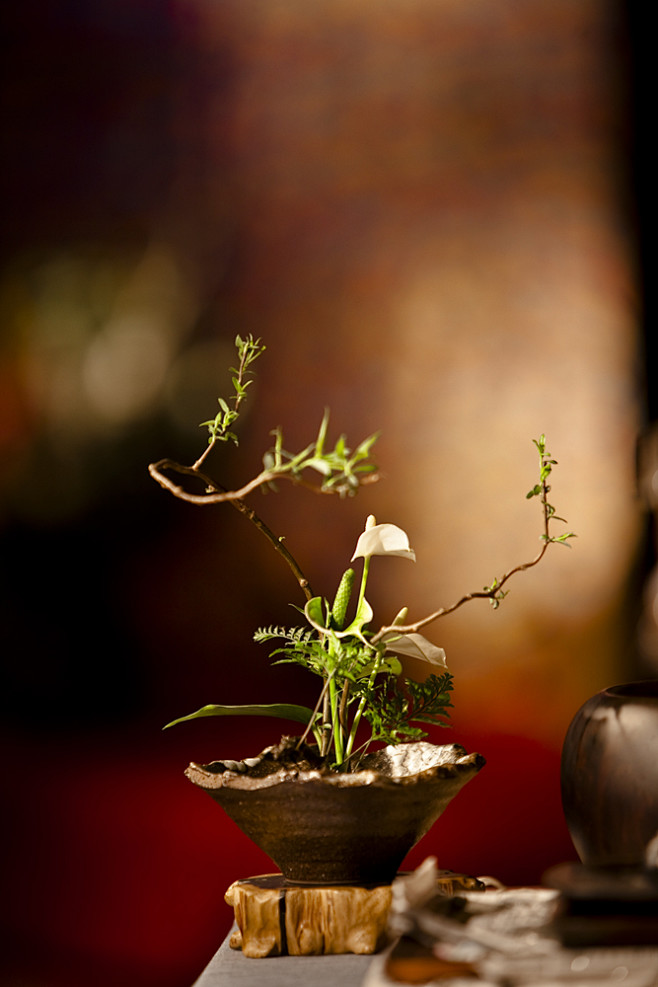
[551,531,577,545]
[304,457,332,476]
[315,408,330,456]
[304,596,329,631]
[352,432,380,460]
[336,594,374,639]
[163,703,315,730]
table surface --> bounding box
[193,887,658,987]
[192,929,374,987]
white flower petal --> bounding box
[351,522,416,562]
[384,633,447,667]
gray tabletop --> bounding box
[193,929,375,986]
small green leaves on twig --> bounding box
[151,336,379,505]
[199,335,266,450]
[526,434,576,548]
[482,576,508,609]
[200,396,240,447]
[262,410,380,498]
[370,434,576,643]
[544,531,577,545]
[148,336,379,601]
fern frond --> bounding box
[253,625,313,644]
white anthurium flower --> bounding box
[351,521,416,562]
[383,633,448,668]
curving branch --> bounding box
[371,539,550,644]
[371,435,574,645]
[148,335,379,607]
[148,458,314,601]
[149,458,279,506]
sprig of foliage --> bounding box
[148,337,379,601]
[199,334,380,498]
[255,623,391,690]
[254,626,331,679]
[262,411,379,497]
[253,625,313,645]
[526,434,577,547]
[482,575,508,610]
[370,434,576,642]
[361,672,454,747]
[199,334,266,448]
[480,436,575,608]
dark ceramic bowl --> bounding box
[185,738,485,885]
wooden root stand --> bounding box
[226,871,484,958]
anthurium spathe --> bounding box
[351,517,416,562]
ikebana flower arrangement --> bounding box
[149,334,575,773]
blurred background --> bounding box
[0,1,653,984]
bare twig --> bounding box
[371,542,550,644]
[371,443,566,645]
[149,458,276,505]
[148,459,314,601]
[297,675,333,750]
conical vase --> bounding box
[185,737,485,885]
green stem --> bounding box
[342,553,374,762]
[328,674,344,765]
[355,554,371,617]
[344,640,385,761]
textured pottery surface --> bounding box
[185,737,485,885]
[561,680,658,868]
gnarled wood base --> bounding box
[225,875,392,957]
[225,871,485,958]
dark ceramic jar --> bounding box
[561,680,658,868]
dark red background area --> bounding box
[0,725,576,987]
